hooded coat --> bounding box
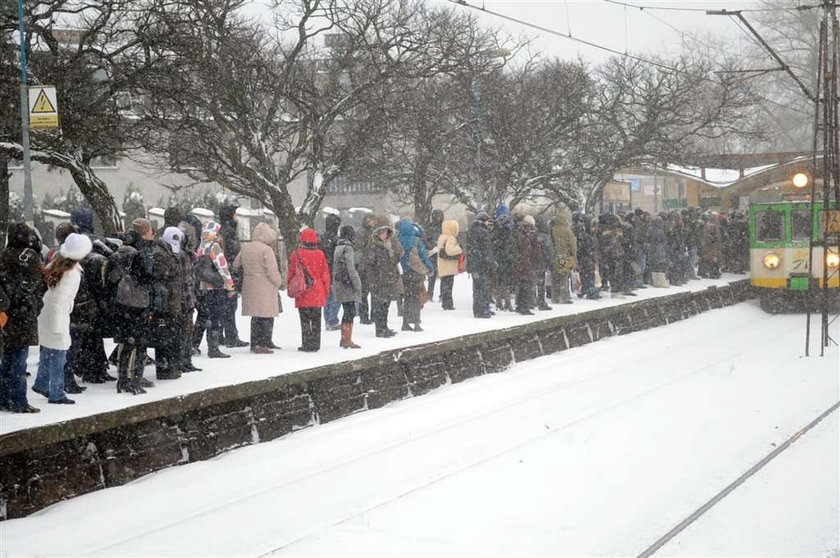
[513,220,544,282]
[396,218,434,276]
[0,224,46,347]
[552,212,577,264]
[436,220,463,277]
[332,227,362,303]
[232,222,284,317]
[288,228,331,308]
[535,216,555,271]
[365,219,404,299]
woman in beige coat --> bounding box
[232,222,284,354]
[435,220,463,310]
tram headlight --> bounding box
[826,252,840,269]
[762,252,781,270]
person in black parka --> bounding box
[466,212,496,318]
[0,223,47,413]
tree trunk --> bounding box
[67,164,123,235]
[268,187,302,255]
[412,163,431,226]
[0,155,8,247]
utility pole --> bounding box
[16,0,33,226]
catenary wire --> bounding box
[601,0,822,13]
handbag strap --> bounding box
[295,250,314,283]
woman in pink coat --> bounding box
[232,223,284,354]
[288,228,331,352]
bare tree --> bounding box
[136,0,472,246]
[0,0,155,234]
[540,54,761,212]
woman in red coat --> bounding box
[288,228,331,352]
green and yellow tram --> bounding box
[749,200,840,312]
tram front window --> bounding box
[792,210,812,241]
[756,210,785,242]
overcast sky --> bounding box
[434,1,763,63]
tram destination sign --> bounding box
[824,209,840,234]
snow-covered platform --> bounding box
[0,275,753,519]
[2,299,836,556]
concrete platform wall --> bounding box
[0,281,755,520]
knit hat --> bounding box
[131,218,153,237]
[523,215,536,226]
[59,233,93,261]
[202,221,221,241]
[70,208,95,234]
[474,212,491,223]
[163,226,182,254]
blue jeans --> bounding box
[34,347,68,402]
[0,346,30,411]
[324,291,341,328]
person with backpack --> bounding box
[31,233,92,405]
[288,228,331,352]
[332,225,362,349]
[0,224,47,413]
[232,222,284,354]
[396,218,433,332]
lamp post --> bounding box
[16,0,33,226]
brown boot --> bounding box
[340,323,361,349]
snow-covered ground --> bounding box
[1,300,837,557]
[1,274,746,435]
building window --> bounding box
[91,155,118,169]
[327,175,380,195]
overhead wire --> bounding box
[448,0,711,78]
[600,0,822,14]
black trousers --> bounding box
[439,275,455,309]
[222,295,240,343]
[67,328,108,382]
[359,274,371,323]
[516,280,535,312]
[472,273,491,317]
[194,290,226,348]
[371,294,391,334]
[151,313,181,374]
[341,302,357,324]
[179,313,194,366]
[298,307,322,351]
[251,317,275,347]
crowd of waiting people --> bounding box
[0,203,748,413]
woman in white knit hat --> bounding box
[32,233,92,404]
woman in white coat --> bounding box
[32,233,92,404]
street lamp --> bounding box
[792,172,809,189]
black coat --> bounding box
[151,240,185,317]
[491,222,515,285]
[0,224,46,347]
[466,222,495,276]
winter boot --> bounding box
[340,323,361,349]
[208,331,231,359]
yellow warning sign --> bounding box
[28,86,60,130]
[32,90,56,113]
